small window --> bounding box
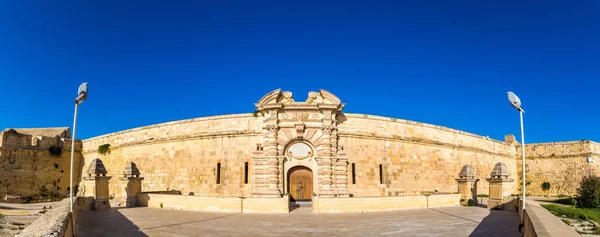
[351,163,356,184]
[379,164,383,184]
[216,163,221,184]
[244,162,249,184]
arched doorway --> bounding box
[288,166,313,201]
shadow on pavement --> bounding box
[77,208,148,237]
[429,208,481,224]
[469,209,520,237]
[141,213,239,231]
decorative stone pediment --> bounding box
[255,89,345,110]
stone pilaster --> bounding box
[333,146,349,197]
[316,157,335,197]
[251,142,282,198]
[318,125,333,157]
[264,123,279,157]
[277,157,285,193]
[330,128,338,155]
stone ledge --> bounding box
[521,200,579,237]
[82,131,262,152]
[312,194,460,213]
[137,193,289,213]
[339,133,515,157]
[343,113,507,144]
[84,113,256,142]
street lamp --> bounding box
[70,82,88,234]
[507,91,526,222]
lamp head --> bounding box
[507,91,522,111]
[587,157,594,164]
[76,82,88,103]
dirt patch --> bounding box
[0,199,65,236]
[0,215,40,237]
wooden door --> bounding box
[288,166,313,201]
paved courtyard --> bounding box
[78,206,519,237]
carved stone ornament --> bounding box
[123,161,141,178]
[86,158,108,177]
[306,91,324,104]
[490,162,511,179]
[281,91,295,104]
[286,142,313,160]
[264,124,279,132]
[458,164,476,179]
[322,125,335,133]
[295,124,305,138]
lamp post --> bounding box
[507,91,526,221]
[70,82,88,235]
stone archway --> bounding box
[288,166,313,201]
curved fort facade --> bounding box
[1,89,599,212]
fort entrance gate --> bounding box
[288,166,313,201]
[251,89,349,199]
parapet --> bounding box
[522,140,600,158]
[0,127,82,152]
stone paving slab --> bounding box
[77,206,519,237]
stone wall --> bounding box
[518,141,600,196]
[81,114,263,198]
[0,130,83,199]
[81,112,524,200]
[338,113,518,197]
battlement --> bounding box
[521,140,600,159]
[0,128,82,151]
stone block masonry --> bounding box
[0,129,83,199]
[518,141,600,196]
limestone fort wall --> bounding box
[81,112,521,199]
[338,113,518,197]
[518,141,600,196]
[0,130,83,199]
[81,114,263,198]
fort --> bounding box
[1,89,599,214]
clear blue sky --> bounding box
[0,1,598,142]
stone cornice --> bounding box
[84,113,255,142]
[338,132,516,158]
[341,113,507,145]
[524,153,600,160]
[82,130,262,153]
